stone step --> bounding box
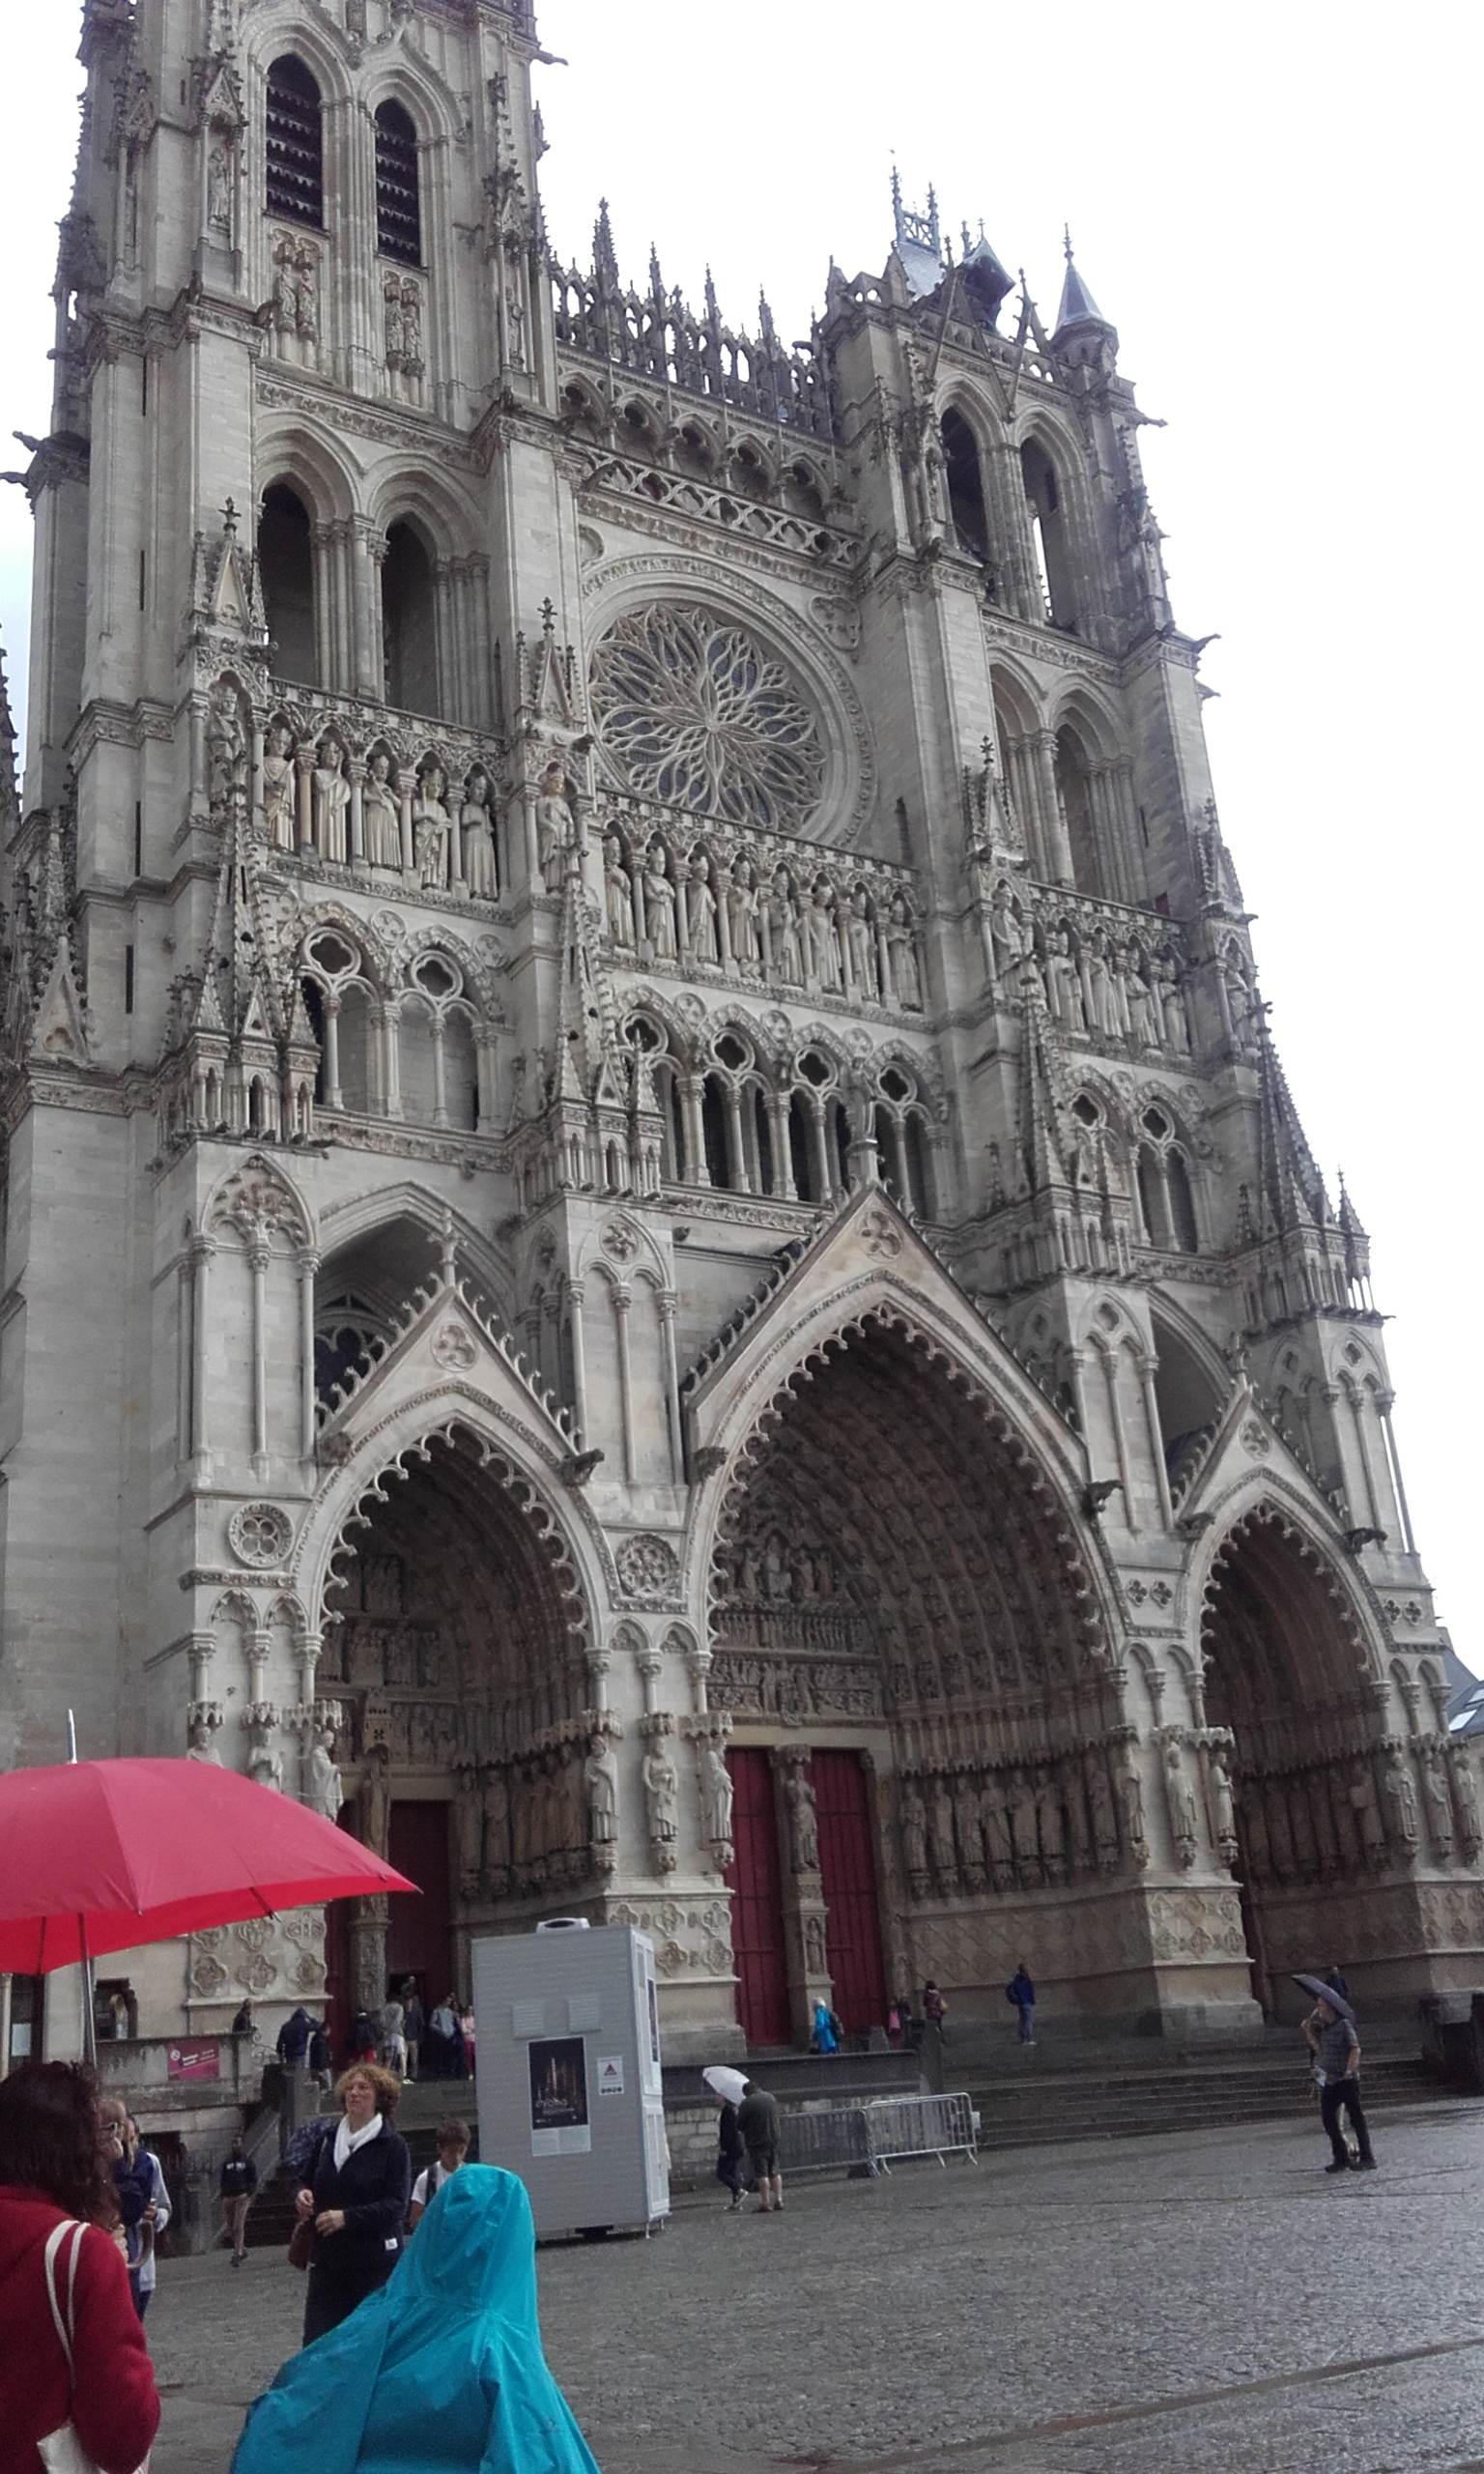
[969,2057,1445,2150]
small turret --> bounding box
[1052,229,1119,375]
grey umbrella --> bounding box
[1293,1971,1355,2021]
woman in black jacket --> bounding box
[293,2063,411,2346]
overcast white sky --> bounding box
[1,6,1479,1648]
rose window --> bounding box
[588,604,825,832]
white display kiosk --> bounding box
[471,1921,671,2240]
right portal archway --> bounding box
[1201,1506,1387,2011]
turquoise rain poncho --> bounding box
[231,2164,600,2474]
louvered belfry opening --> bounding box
[266,54,324,227]
[375,101,421,266]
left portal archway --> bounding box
[317,1426,593,2028]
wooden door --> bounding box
[387,1799,453,2002]
[813,1749,886,2035]
[725,1750,791,2048]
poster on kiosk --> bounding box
[471,1921,670,2240]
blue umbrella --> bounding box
[1294,1971,1355,2022]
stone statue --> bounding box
[481,1764,511,1895]
[295,247,319,344]
[1350,1762,1387,1868]
[1038,1779,1067,1883]
[1161,1738,1199,1868]
[808,885,842,990]
[768,872,802,983]
[399,278,422,365]
[305,1724,342,1821]
[453,1769,484,1898]
[886,897,922,1010]
[1087,1749,1119,1873]
[604,836,636,947]
[1009,1770,1042,1884]
[1156,952,1190,1052]
[847,886,878,998]
[1420,1741,1455,1861]
[1447,1744,1484,1865]
[414,765,451,891]
[207,680,246,817]
[988,884,1021,991]
[728,858,760,966]
[460,768,499,898]
[785,1762,820,1874]
[361,1747,391,1856]
[1380,1743,1419,1850]
[642,855,677,959]
[1117,1749,1149,1867]
[1045,926,1083,1030]
[536,764,569,892]
[954,1774,985,1889]
[687,852,720,962]
[802,1911,828,1977]
[979,1775,1014,1890]
[361,750,401,869]
[899,1777,928,1884]
[585,1734,618,1846]
[313,739,351,864]
[698,1741,733,1853]
[642,1741,679,1858]
[384,271,406,363]
[261,723,297,851]
[186,1702,222,1763]
[1208,1739,1239,1865]
[929,1773,959,1886]
[208,144,233,232]
[1127,961,1159,1047]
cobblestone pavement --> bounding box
[148,2101,1484,2473]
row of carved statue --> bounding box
[602,831,924,1010]
[186,1696,343,1824]
[1236,1737,1483,1881]
[897,1738,1157,1895]
[980,879,1263,1060]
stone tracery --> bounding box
[589,604,826,833]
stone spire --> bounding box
[1054,228,1108,332]
[1052,229,1119,373]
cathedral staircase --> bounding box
[954,2026,1447,2151]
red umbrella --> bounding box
[0,1758,416,1975]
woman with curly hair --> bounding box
[294,2061,411,2347]
[0,2060,160,2471]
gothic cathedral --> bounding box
[1,0,1476,2060]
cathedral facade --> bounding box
[2,0,1477,2062]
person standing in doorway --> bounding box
[1006,1963,1037,2046]
[219,2133,258,2266]
[923,1981,948,2038]
[402,1980,424,2084]
[736,2079,784,2216]
[231,1998,254,2038]
[380,1994,408,2082]
[1303,1994,1377,2174]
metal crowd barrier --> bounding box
[770,2093,978,2180]
[774,2103,874,2177]
[864,2092,979,2172]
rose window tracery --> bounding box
[588,604,826,832]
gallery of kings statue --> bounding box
[0,0,1477,2069]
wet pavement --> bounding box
[149,2100,1484,2471]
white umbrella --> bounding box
[702,2064,748,2105]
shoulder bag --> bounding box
[39,2219,152,2474]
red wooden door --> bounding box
[725,1750,791,2048]
[813,1750,886,2035]
[387,1800,453,2003]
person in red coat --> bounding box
[0,2061,160,2474]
